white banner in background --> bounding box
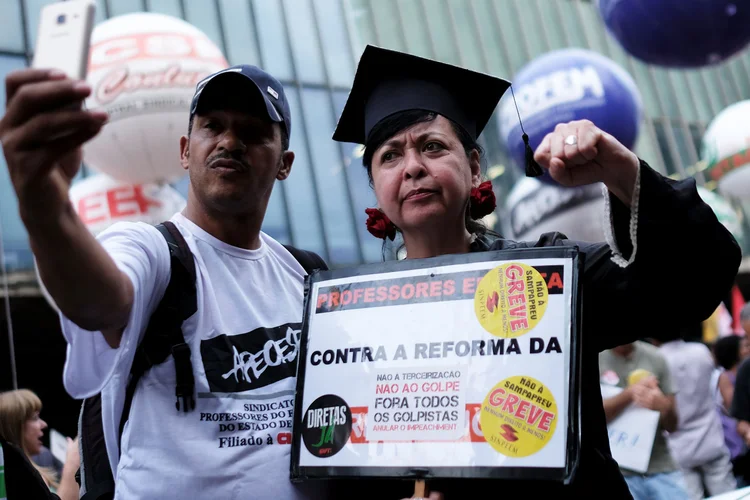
[600,384,660,473]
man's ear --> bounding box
[469,149,481,187]
[277,150,294,181]
[180,135,190,171]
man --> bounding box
[655,336,736,499]
[600,341,687,500]
[0,66,327,498]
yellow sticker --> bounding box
[480,375,558,458]
[627,369,653,386]
[474,263,548,338]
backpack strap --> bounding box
[117,221,198,450]
[77,396,115,500]
[283,245,328,273]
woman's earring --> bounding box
[469,181,496,219]
[365,208,397,240]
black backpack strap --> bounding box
[283,245,328,273]
[117,221,198,450]
[77,396,115,500]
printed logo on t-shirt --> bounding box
[200,323,301,392]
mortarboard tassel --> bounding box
[510,86,543,178]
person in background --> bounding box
[0,390,79,500]
[600,342,687,500]
[716,332,750,485]
[654,336,736,498]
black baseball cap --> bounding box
[190,65,292,138]
[332,45,510,145]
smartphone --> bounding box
[32,0,96,81]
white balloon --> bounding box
[37,174,187,311]
[696,186,745,246]
[702,100,750,199]
[83,13,228,184]
[69,174,187,235]
[504,177,606,243]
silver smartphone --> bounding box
[32,0,97,80]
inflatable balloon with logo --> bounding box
[499,48,642,186]
[36,173,187,310]
[598,0,750,68]
[503,177,606,243]
[702,100,750,199]
[83,13,228,183]
[696,186,745,247]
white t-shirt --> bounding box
[60,213,328,499]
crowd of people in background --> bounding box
[597,302,750,500]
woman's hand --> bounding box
[534,119,640,205]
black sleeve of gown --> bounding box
[578,160,741,352]
[732,359,750,422]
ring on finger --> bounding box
[564,134,577,146]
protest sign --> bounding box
[291,247,583,482]
[600,384,660,473]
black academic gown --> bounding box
[327,160,741,499]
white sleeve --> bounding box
[60,222,171,398]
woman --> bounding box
[329,45,740,498]
[0,389,79,500]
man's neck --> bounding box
[183,201,264,250]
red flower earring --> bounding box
[470,181,496,220]
[365,208,397,240]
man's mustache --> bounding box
[206,152,251,171]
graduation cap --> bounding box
[333,45,543,177]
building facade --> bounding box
[3,0,750,277]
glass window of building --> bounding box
[262,188,292,245]
[729,59,750,98]
[534,0,568,49]
[184,0,224,51]
[685,72,717,122]
[470,0,511,78]
[108,0,144,17]
[0,55,32,271]
[515,0,549,59]
[700,70,729,116]
[217,0,261,66]
[633,124,667,176]
[421,0,460,64]
[654,119,679,176]
[492,0,531,73]
[145,0,182,17]
[282,87,327,259]
[0,0,24,52]
[252,0,293,81]
[301,88,359,265]
[312,0,355,87]
[557,0,588,48]
[344,0,378,55]
[447,0,485,71]
[332,91,382,263]
[667,72,700,123]
[650,69,682,119]
[627,60,664,118]
[394,0,434,59]
[282,0,326,84]
[369,0,407,53]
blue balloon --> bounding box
[599,0,750,68]
[499,48,642,185]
